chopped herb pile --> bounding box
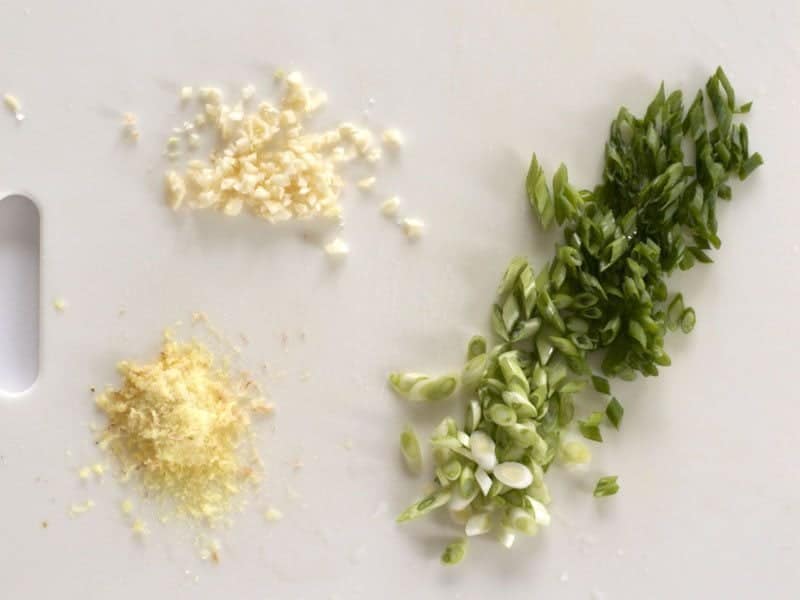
[391,68,762,560]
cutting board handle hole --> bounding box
[0,194,40,395]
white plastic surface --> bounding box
[1,1,799,598]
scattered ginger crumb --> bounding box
[53,298,67,312]
[357,176,376,190]
[264,507,283,522]
[343,439,354,450]
[70,500,95,517]
[91,463,105,476]
[78,467,91,480]
[131,518,149,536]
[121,499,133,515]
[95,332,266,522]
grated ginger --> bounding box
[95,333,268,522]
[164,71,381,223]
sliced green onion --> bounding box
[459,465,477,498]
[605,397,624,429]
[396,487,452,523]
[591,375,610,395]
[388,372,457,402]
[462,354,488,390]
[680,308,696,333]
[475,468,493,496]
[497,527,516,549]
[448,484,479,511]
[526,496,551,526]
[469,431,497,472]
[441,538,468,566]
[508,507,538,536]
[561,440,591,464]
[593,475,620,497]
[399,425,423,475]
[466,335,487,360]
[465,512,491,536]
[493,462,534,489]
[488,403,517,427]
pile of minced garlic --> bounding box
[165,71,383,223]
[95,332,272,522]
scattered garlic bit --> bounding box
[78,466,91,480]
[357,176,376,190]
[131,518,149,536]
[401,218,425,240]
[4,93,23,120]
[121,499,133,515]
[122,112,140,141]
[382,128,404,147]
[95,332,267,522]
[180,86,193,102]
[342,439,354,450]
[273,68,286,81]
[380,196,400,217]
[264,507,283,522]
[165,171,186,209]
[324,238,349,256]
[188,133,200,149]
[69,499,95,517]
[241,84,256,101]
[53,298,67,312]
[165,71,381,224]
[91,463,105,476]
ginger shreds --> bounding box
[95,334,265,522]
[165,71,379,223]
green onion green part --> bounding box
[605,397,624,429]
[593,475,620,497]
[391,67,761,562]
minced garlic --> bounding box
[401,218,425,239]
[95,332,268,522]
[4,93,23,120]
[324,238,349,256]
[165,71,381,223]
[122,113,140,141]
[382,128,404,147]
[380,196,400,217]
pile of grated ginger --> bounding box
[95,332,273,523]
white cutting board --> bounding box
[1,1,798,598]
